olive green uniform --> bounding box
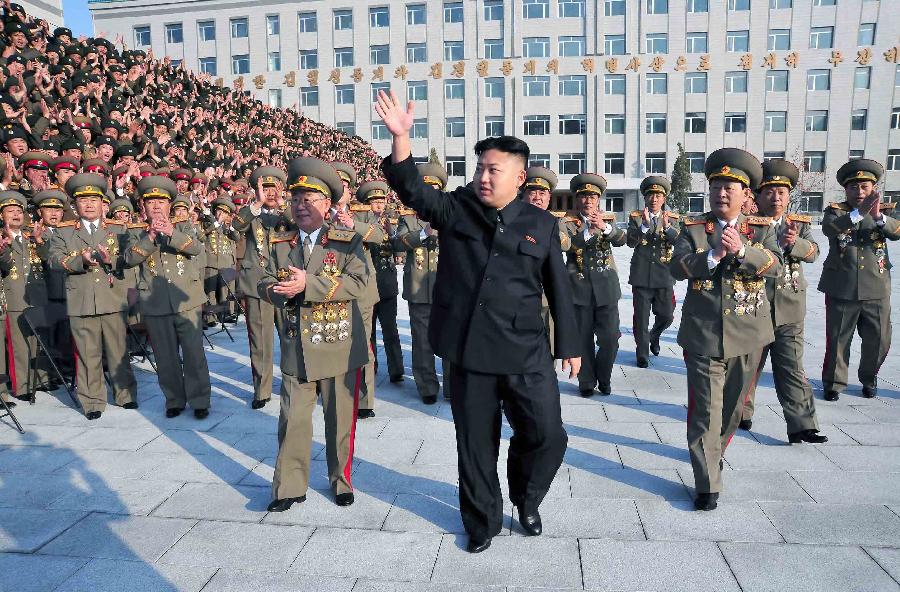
[349,204,384,412]
[202,207,240,318]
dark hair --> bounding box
[474,135,530,166]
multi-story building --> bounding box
[22,0,63,26]
[90,0,900,217]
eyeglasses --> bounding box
[295,197,328,207]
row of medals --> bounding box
[9,242,45,281]
[691,276,766,316]
[414,246,437,270]
[838,230,889,273]
[277,268,351,343]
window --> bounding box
[522,76,550,97]
[605,0,626,15]
[407,80,427,101]
[523,0,550,19]
[445,117,465,138]
[686,32,708,53]
[523,37,550,58]
[605,153,625,175]
[266,15,280,36]
[851,109,867,131]
[768,29,790,51]
[854,67,871,90]
[336,85,355,105]
[858,23,876,46]
[646,73,667,94]
[484,39,504,59]
[559,153,586,174]
[728,0,750,9]
[371,82,391,103]
[560,0,585,17]
[803,151,826,172]
[892,108,900,130]
[485,117,504,137]
[605,194,625,213]
[444,41,464,61]
[886,192,900,205]
[766,70,789,92]
[268,89,282,108]
[807,69,830,91]
[484,0,503,20]
[686,152,705,173]
[198,21,215,41]
[372,122,390,140]
[446,157,466,177]
[199,57,217,75]
[724,112,747,133]
[335,47,354,67]
[407,4,426,25]
[407,43,427,63]
[445,79,465,99]
[334,9,353,30]
[797,193,823,213]
[268,52,281,72]
[300,86,319,107]
[605,35,626,55]
[559,114,586,135]
[298,12,317,33]
[559,75,586,96]
[684,112,706,133]
[369,6,389,28]
[685,72,707,93]
[559,36,586,57]
[444,2,463,23]
[725,71,748,93]
[485,77,505,98]
[890,150,900,171]
[687,0,708,11]
[165,23,183,44]
[726,30,749,53]
[410,119,428,139]
[688,194,706,213]
[764,151,786,160]
[646,113,666,133]
[134,26,151,47]
[813,0,835,5]
[647,0,668,14]
[605,114,625,134]
[370,45,389,65]
[809,27,833,49]
[336,122,356,135]
[769,0,791,7]
[231,18,248,38]
[300,49,318,69]
[231,54,249,74]
[605,75,626,95]
[765,111,787,132]
[524,115,551,135]
[645,33,668,54]
[646,153,666,174]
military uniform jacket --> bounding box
[670,213,783,358]
[232,205,293,299]
[817,201,899,301]
[349,206,385,307]
[202,217,240,270]
[566,217,627,307]
[391,212,438,304]
[768,215,819,327]
[367,213,400,299]
[258,224,369,382]
[625,211,680,288]
[382,155,580,374]
[0,229,50,312]
[124,220,206,315]
[48,219,130,316]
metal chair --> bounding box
[125,289,158,373]
[0,374,23,433]
[22,306,80,410]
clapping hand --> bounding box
[273,265,306,297]
[374,90,414,137]
[721,226,744,257]
[781,220,798,249]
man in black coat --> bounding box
[376,90,581,553]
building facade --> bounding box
[90,0,900,217]
[22,0,64,26]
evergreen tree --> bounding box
[428,148,442,166]
[669,142,692,214]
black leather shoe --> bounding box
[251,398,269,409]
[335,492,355,506]
[579,388,594,398]
[862,386,877,398]
[824,390,840,401]
[166,407,184,418]
[267,496,306,512]
[466,536,492,553]
[636,357,649,368]
[598,384,611,396]
[122,402,138,410]
[693,492,719,511]
[86,411,102,420]
[14,393,34,402]
[738,419,752,431]
[517,507,542,536]
[2,399,16,408]
[357,409,375,419]
[390,374,404,383]
[650,338,661,357]
[788,429,828,444]
[194,408,209,420]
[422,395,437,405]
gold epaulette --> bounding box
[667,212,681,219]
[171,215,190,224]
[828,202,850,211]
[327,229,355,242]
[601,214,616,222]
[127,222,149,229]
[350,204,371,212]
[57,220,78,228]
[684,217,706,226]
[747,216,772,226]
[881,202,896,211]
[550,210,567,218]
[629,210,642,218]
[270,231,297,244]
[786,213,812,224]
[564,215,582,228]
[388,217,399,225]
[104,219,125,226]
[398,208,416,216]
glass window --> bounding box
[445,79,465,99]
[523,0,550,19]
[485,117,504,137]
[523,76,550,96]
[268,88,282,108]
[134,26,151,47]
[726,30,749,52]
[407,81,427,101]
[645,153,666,174]
[484,0,504,20]
[764,151,786,161]
[688,194,706,213]
[559,36,586,57]
[813,0,836,5]
[605,74,626,95]
[605,194,625,213]
[768,29,790,50]
[725,71,748,93]
[524,115,551,135]
[684,112,706,133]
[559,114,586,135]
[407,43,427,63]
[198,21,216,41]
[444,2,463,23]
[645,33,668,54]
[804,151,826,172]
[851,109,867,131]
[645,113,667,134]
[371,82,391,103]
[336,85,355,105]
[646,73,667,94]
[369,6,389,28]
[685,72,707,93]
[444,41,464,61]
[765,111,787,132]
[560,0,585,17]
[728,0,750,9]
[407,4,426,25]
[605,114,625,134]
[370,44,390,65]
[797,193,823,213]
[686,152,705,173]
[230,18,248,38]
[805,110,828,131]
[891,108,900,130]
[266,15,280,36]
[484,39,504,59]
[686,32,707,53]
[858,23,876,46]
[268,52,281,72]
[559,153,586,174]
[336,122,356,135]
[165,23,183,44]
[446,157,466,177]
[605,153,625,175]
[687,0,708,11]
[300,86,319,107]
[724,112,747,133]
[372,122,390,140]
[807,69,830,90]
[485,77,505,98]
[298,12,317,33]
[559,75,586,96]
[766,70,789,92]
[231,54,249,74]
[199,57,217,75]
[605,35,626,55]
[888,150,900,171]
[445,117,465,138]
[300,50,318,69]
[647,0,668,14]
[523,37,550,58]
[809,26,833,49]
[605,0,626,16]
[769,0,791,7]
[854,66,871,89]
[410,119,429,139]
[334,9,353,30]
[530,154,551,168]
[335,47,354,67]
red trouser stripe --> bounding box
[344,368,362,488]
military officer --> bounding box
[669,148,782,511]
[259,157,369,511]
[357,181,404,383]
[567,173,626,396]
[819,159,899,400]
[626,176,680,367]
[125,176,212,419]
[202,197,240,326]
[48,174,138,418]
[738,159,827,443]
[34,190,73,379]
[231,166,291,409]
[392,163,451,404]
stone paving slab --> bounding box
[202,570,355,592]
[262,488,396,529]
[47,477,185,515]
[524,497,644,539]
[834,422,900,446]
[53,558,217,592]
[636,500,784,543]
[866,547,900,584]
[789,470,900,505]
[381,493,512,535]
[151,482,271,522]
[760,501,900,546]
[568,467,691,500]
[0,508,88,552]
[816,445,900,471]
[678,469,814,503]
[0,552,88,592]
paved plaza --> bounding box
[1,228,899,592]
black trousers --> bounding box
[449,362,568,540]
[371,295,404,378]
[632,286,675,359]
[576,303,620,390]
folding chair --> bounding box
[126,288,158,373]
[0,374,24,433]
[22,306,80,410]
[218,267,245,321]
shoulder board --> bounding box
[350,204,370,212]
[22,228,32,237]
[327,229,355,242]
[398,208,416,216]
[881,202,896,211]
[104,220,125,226]
[629,210,642,218]
[564,215,582,227]
[127,222,148,230]
[667,212,681,219]
[56,220,78,228]
[746,216,771,226]
[270,231,298,244]
[786,214,812,223]
[601,214,616,222]
[550,210,567,218]
[828,202,850,211]
[684,217,706,226]
[171,215,190,224]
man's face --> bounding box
[1,103,15,118]
[81,129,93,144]
[262,184,280,207]
[102,126,118,137]
[172,205,189,218]
[97,144,114,162]
[575,193,600,217]
[6,138,27,157]
[292,189,329,231]
[473,149,527,209]
[369,198,386,216]
[1,205,23,229]
[10,32,27,49]
[7,61,23,77]
[755,186,790,218]
[644,192,666,213]
[845,180,875,207]
[523,187,551,210]
[175,179,188,194]
[119,155,135,167]
[144,197,171,221]
[55,168,75,186]
[39,206,63,225]
[25,167,48,185]
[63,148,81,159]
[708,180,749,220]
[75,195,102,221]
[113,209,130,222]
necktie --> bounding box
[87,222,95,235]
[303,235,312,267]
[650,215,658,234]
[15,235,21,245]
